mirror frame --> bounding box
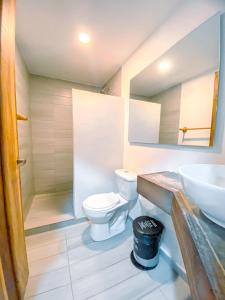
[209,71,219,146]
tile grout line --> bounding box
[27,248,67,264]
[159,286,170,300]
[134,284,166,300]
[26,231,67,249]
[83,269,169,300]
[25,226,89,255]
[84,270,143,300]
[67,235,133,265]
[27,264,69,281]
[70,255,134,283]
[26,237,67,249]
[65,233,76,300]
[75,256,175,300]
[69,252,134,278]
[25,284,70,300]
[26,233,69,279]
[68,245,128,265]
[136,274,182,300]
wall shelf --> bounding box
[16,159,27,167]
[16,113,28,121]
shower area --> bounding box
[16,47,75,230]
[16,46,123,230]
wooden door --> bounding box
[0,0,29,299]
[0,161,17,300]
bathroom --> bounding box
[0,0,225,299]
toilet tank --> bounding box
[115,169,138,202]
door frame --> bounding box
[0,0,29,298]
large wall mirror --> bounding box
[129,14,220,147]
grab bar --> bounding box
[179,127,211,133]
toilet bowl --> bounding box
[82,169,138,241]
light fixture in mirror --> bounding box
[129,14,220,147]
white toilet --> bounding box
[82,169,138,241]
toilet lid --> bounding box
[84,193,120,211]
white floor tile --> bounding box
[29,253,68,277]
[25,219,191,300]
[160,276,192,300]
[139,289,166,300]
[146,256,176,285]
[68,224,132,264]
[87,273,159,300]
[27,240,67,262]
[70,238,133,281]
[25,267,70,298]
[66,223,92,248]
[87,256,175,300]
[72,258,140,300]
[26,228,66,249]
[25,284,73,300]
[65,221,90,239]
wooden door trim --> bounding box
[0,259,9,300]
[0,155,18,300]
[209,71,219,146]
[0,0,29,298]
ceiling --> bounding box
[16,0,185,88]
[131,14,220,97]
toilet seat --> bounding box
[83,193,120,211]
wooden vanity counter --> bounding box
[137,172,225,300]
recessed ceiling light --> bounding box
[78,32,91,44]
[159,60,172,72]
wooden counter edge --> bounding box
[172,191,216,300]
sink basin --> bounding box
[179,164,225,228]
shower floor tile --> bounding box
[25,190,74,229]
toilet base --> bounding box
[90,212,128,241]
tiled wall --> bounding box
[151,84,181,144]
[16,46,34,215]
[30,75,99,194]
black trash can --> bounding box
[130,216,164,270]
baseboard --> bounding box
[160,247,188,282]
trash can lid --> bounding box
[133,216,164,239]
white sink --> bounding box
[179,164,225,228]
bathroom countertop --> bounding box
[138,172,225,300]
[138,171,182,192]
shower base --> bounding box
[24,190,74,230]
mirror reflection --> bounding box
[129,15,220,147]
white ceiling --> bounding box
[131,15,220,97]
[16,0,185,87]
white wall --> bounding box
[73,90,124,217]
[30,75,99,194]
[103,0,225,275]
[122,1,225,174]
[178,71,215,146]
[16,46,34,216]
